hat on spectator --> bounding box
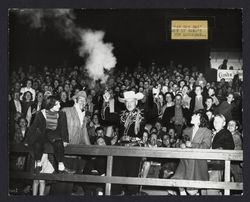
[118,91,144,103]
[72,90,87,100]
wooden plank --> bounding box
[224,160,231,195]
[9,144,243,161]
[105,156,113,196]
[10,172,243,190]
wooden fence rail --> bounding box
[9,144,243,195]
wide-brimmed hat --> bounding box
[72,91,87,100]
[118,91,144,103]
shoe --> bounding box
[34,166,42,175]
[58,168,76,174]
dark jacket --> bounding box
[209,128,235,170]
[161,106,190,128]
[189,95,207,114]
[212,128,235,150]
[103,107,145,141]
[24,110,69,145]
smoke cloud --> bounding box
[79,30,117,83]
[14,9,117,83]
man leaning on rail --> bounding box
[102,90,145,195]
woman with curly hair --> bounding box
[171,109,212,195]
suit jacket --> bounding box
[24,110,69,145]
[62,106,90,145]
[189,95,207,114]
[161,106,190,127]
[29,101,44,125]
[209,128,235,170]
[13,127,29,143]
[172,127,212,181]
[212,128,235,150]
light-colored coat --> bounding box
[172,127,212,181]
[63,106,90,145]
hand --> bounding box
[103,92,110,102]
[63,142,69,147]
[180,143,186,149]
[24,143,28,147]
[32,108,37,114]
[89,121,94,128]
[185,141,192,148]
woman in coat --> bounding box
[24,95,70,174]
[171,109,212,195]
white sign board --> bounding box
[217,70,243,82]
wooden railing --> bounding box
[9,144,243,195]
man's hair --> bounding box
[206,96,213,102]
[26,79,33,85]
[164,92,174,100]
[95,126,104,133]
[17,116,28,125]
[175,93,182,100]
[214,114,226,123]
[195,85,203,90]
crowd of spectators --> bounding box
[9,61,243,195]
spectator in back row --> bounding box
[162,94,190,138]
[20,79,36,101]
[190,85,206,114]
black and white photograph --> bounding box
[8,8,243,196]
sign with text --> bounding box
[217,69,243,82]
[171,20,208,40]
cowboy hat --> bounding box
[72,90,87,100]
[118,91,144,103]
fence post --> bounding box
[105,155,113,195]
[224,160,231,195]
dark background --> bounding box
[9,9,242,72]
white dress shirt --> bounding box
[74,104,85,127]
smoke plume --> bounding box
[14,9,117,83]
[79,29,117,83]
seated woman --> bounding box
[171,110,212,195]
[24,95,71,174]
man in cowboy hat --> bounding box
[102,90,145,195]
[63,91,90,145]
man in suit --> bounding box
[205,114,235,195]
[50,91,91,195]
[189,85,207,114]
[162,94,190,138]
[63,91,90,145]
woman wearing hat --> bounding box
[102,90,145,195]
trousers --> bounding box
[111,156,141,195]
